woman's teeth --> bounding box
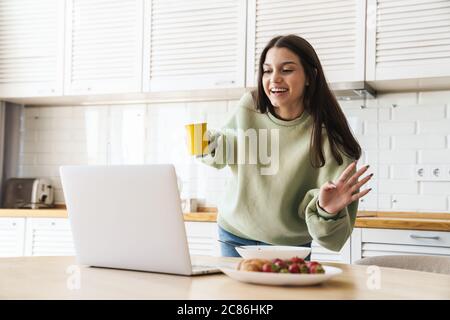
[270,88,288,94]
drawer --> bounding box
[184,222,217,237]
[361,243,450,257]
[362,228,450,248]
[27,218,72,230]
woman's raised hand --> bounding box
[318,161,373,215]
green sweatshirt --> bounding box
[200,92,358,252]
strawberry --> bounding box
[309,264,325,274]
[290,256,305,264]
[288,263,300,273]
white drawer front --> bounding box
[184,222,219,256]
[362,229,450,248]
[0,218,26,257]
[311,239,351,263]
[25,218,75,256]
[362,243,450,258]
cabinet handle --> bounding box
[214,80,235,86]
[409,234,440,240]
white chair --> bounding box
[354,255,450,275]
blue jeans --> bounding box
[218,225,311,260]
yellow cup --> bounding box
[185,122,208,156]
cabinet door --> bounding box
[0,0,65,98]
[184,222,220,256]
[246,0,366,86]
[64,0,144,95]
[359,228,450,258]
[24,218,75,256]
[310,238,351,264]
[0,218,25,257]
[145,0,246,91]
[366,0,450,81]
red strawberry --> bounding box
[290,256,305,264]
[262,263,273,273]
[309,264,325,274]
[288,263,300,273]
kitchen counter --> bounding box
[0,255,449,299]
[1,208,449,231]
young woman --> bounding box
[200,35,372,257]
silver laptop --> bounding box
[60,164,220,276]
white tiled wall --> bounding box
[18,90,450,213]
[340,91,450,213]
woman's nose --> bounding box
[270,71,282,83]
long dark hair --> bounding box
[255,34,361,167]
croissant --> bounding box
[237,258,271,272]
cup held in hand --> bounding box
[185,122,208,156]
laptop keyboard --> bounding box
[192,264,219,272]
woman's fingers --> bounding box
[350,173,373,194]
[346,164,370,186]
[336,161,357,184]
[351,187,372,202]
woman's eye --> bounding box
[263,70,272,74]
[282,69,293,73]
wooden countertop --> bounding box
[1,208,449,231]
[355,211,450,231]
[0,256,448,299]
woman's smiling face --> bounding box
[262,47,308,113]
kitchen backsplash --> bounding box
[18,90,450,213]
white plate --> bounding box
[236,245,311,260]
[220,266,342,286]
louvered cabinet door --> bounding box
[0,0,64,98]
[145,0,246,91]
[247,0,366,86]
[0,218,25,257]
[64,0,144,95]
[24,218,75,256]
[366,0,450,81]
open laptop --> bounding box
[60,164,220,276]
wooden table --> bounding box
[0,256,449,300]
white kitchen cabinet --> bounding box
[64,0,144,95]
[144,0,247,91]
[24,218,75,256]
[0,218,26,257]
[0,0,65,98]
[366,0,450,81]
[351,228,450,263]
[184,221,220,256]
[310,238,351,264]
[246,0,366,86]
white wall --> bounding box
[18,90,450,213]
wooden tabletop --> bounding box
[0,256,449,300]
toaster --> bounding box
[2,178,54,209]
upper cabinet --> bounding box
[144,0,246,91]
[0,0,65,98]
[3,0,450,103]
[64,0,144,95]
[366,0,450,81]
[246,0,366,87]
